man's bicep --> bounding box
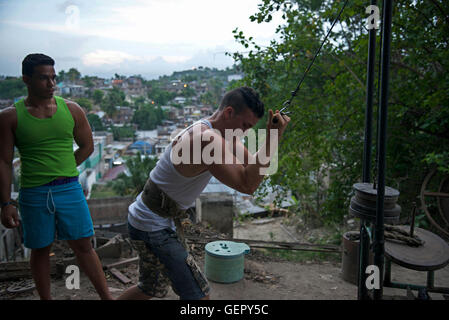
[70,104,93,148]
[205,134,251,194]
[208,162,250,194]
[233,137,256,167]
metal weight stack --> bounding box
[349,183,401,223]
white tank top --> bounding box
[128,119,213,232]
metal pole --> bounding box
[358,0,377,300]
[373,0,393,300]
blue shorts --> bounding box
[128,222,210,300]
[18,181,94,249]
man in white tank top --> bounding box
[120,87,290,300]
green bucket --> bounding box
[204,241,250,283]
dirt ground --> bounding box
[1,216,448,300]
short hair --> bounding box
[219,87,264,118]
[22,53,55,77]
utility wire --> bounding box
[279,0,350,114]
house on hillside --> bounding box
[127,140,155,155]
[173,96,186,105]
[161,105,182,120]
[183,105,195,115]
[77,135,107,198]
[112,106,134,124]
[58,83,88,97]
[227,74,243,82]
[125,76,146,97]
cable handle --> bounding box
[272,100,291,124]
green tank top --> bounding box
[15,96,79,188]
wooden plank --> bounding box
[109,268,132,284]
[186,236,341,252]
[103,257,139,270]
[423,192,449,198]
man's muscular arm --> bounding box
[207,110,289,195]
[66,100,94,166]
[0,107,20,228]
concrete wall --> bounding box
[0,197,133,261]
[0,225,24,262]
[196,193,234,236]
[87,196,134,225]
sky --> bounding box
[0,0,283,79]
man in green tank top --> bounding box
[0,53,113,300]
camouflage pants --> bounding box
[141,178,190,251]
[128,224,210,300]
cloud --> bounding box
[161,55,192,64]
[0,0,283,78]
[82,50,148,66]
[81,50,194,67]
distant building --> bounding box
[173,96,186,105]
[77,136,106,198]
[112,79,125,88]
[58,82,88,97]
[93,110,106,120]
[200,106,213,117]
[227,74,243,82]
[125,76,146,97]
[161,105,182,120]
[0,99,13,110]
[157,124,176,136]
[112,106,134,124]
[135,129,158,141]
[183,105,195,115]
[155,141,169,157]
[191,109,201,119]
[127,140,155,155]
[93,131,114,145]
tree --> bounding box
[132,103,165,130]
[57,70,66,82]
[181,85,196,98]
[108,87,127,106]
[67,68,81,82]
[110,153,158,196]
[92,89,104,105]
[75,97,93,111]
[111,125,135,141]
[87,114,104,131]
[199,91,215,105]
[230,0,449,225]
[101,87,127,117]
[0,78,26,99]
[114,73,126,80]
[147,85,176,105]
[83,76,94,88]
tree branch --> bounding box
[390,60,426,78]
[429,0,449,27]
[330,54,364,88]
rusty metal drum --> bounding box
[341,231,373,285]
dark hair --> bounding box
[22,53,55,77]
[219,87,264,118]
